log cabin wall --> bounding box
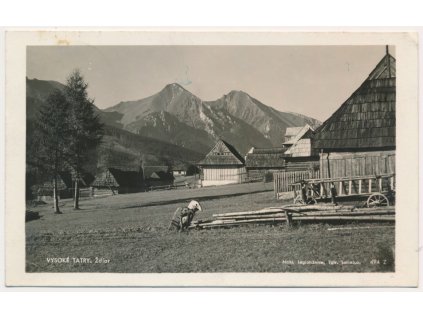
[319,150,395,179]
[284,157,320,172]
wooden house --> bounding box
[34,171,94,200]
[198,139,246,186]
[284,127,303,143]
[246,125,321,181]
[143,166,175,189]
[245,147,286,181]
[313,48,396,180]
[283,124,316,157]
[34,173,70,201]
[171,164,187,177]
[91,167,144,195]
[282,124,320,172]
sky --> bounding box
[27,45,394,121]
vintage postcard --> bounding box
[4,30,419,287]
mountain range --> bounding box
[26,78,204,171]
[104,83,320,154]
[26,78,320,170]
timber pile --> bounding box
[190,204,395,229]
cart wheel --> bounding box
[366,193,390,208]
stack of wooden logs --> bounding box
[190,204,395,229]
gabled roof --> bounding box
[283,124,314,146]
[59,170,95,187]
[247,147,287,155]
[92,168,142,188]
[198,139,245,166]
[147,171,175,181]
[285,127,303,138]
[245,147,286,168]
[143,166,169,178]
[313,52,396,151]
[171,163,187,171]
[35,175,68,192]
[35,171,94,192]
[285,138,315,157]
[368,53,396,80]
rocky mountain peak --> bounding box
[162,82,187,94]
[27,78,321,156]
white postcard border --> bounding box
[5,30,419,287]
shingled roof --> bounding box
[198,139,245,166]
[92,168,142,188]
[313,51,396,151]
[34,170,94,194]
[283,124,314,146]
[143,166,169,178]
[245,147,286,168]
[147,171,175,181]
[285,127,303,139]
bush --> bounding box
[186,165,200,176]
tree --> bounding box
[36,90,71,214]
[65,70,104,209]
[186,164,200,176]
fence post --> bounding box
[274,173,277,198]
[285,211,293,228]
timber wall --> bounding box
[201,166,246,186]
[319,150,395,178]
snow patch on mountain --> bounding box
[199,104,215,137]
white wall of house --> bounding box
[172,170,186,176]
[201,167,245,186]
[202,179,239,186]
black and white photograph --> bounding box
[4,31,419,286]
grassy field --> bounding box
[26,182,395,273]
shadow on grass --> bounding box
[313,195,369,207]
[122,189,273,209]
[294,219,395,226]
[25,210,42,222]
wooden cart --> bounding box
[290,173,395,207]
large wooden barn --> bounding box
[198,139,246,186]
[313,49,395,180]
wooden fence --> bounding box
[273,170,320,198]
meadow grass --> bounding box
[26,182,394,273]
